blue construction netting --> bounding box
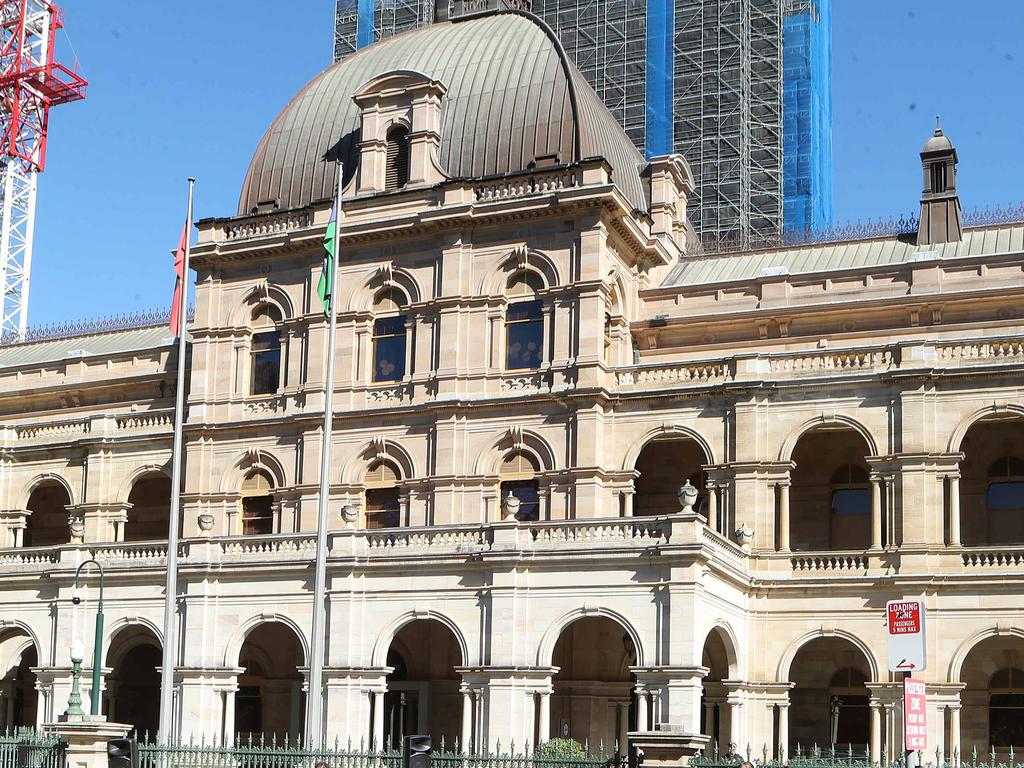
[644,0,673,159]
[357,0,376,48]
[783,0,833,233]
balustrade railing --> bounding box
[961,547,1024,568]
[790,552,869,573]
[222,209,313,241]
[529,518,667,547]
[91,541,169,562]
[474,169,578,202]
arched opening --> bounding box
[24,480,71,548]
[959,418,1024,545]
[250,304,283,395]
[700,628,735,747]
[550,617,636,751]
[372,289,408,383]
[235,622,305,743]
[788,637,872,754]
[500,451,540,521]
[384,620,462,749]
[633,437,708,517]
[385,126,411,191]
[505,272,545,371]
[240,469,276,536]
[125,474,171,542]
[790,428,872,551]
[0,630,39,729]
[959,634,1024,755]
[365,461,402,529]
[105,625,161,738]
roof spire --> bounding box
[917,118,962,246]
[935,114,942,133]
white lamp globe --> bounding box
[70,639,84,664]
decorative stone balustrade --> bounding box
[222,210,314,241]
[961,547,1024,568]
[474,170,578,202]
[936,338,1024,365]
[217,534,317,560]
[615,361,731,388]
[365,527,491,553]
[91,542,168,563]
[529,518,667,547]
[15,419,89,442]
[0,547,59,566]
[790,553,868,573]
[769,349,894,374]
[115,411,174,432]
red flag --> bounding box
[169,222,187,337]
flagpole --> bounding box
[159,177,194,745]
[306,164,342,748]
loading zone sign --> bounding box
[887,599,927,672]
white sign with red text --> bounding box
[887,599,927,672]
[904,677,927,751]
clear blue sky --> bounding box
[26,1,1024,328]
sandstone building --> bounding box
[1,10,1023,761]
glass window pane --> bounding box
[988,482,1024,510]
[374,335,406,382]
[506,319,543,370]
[366,488,401,529]
[242,496,274,535]
[507,300,543,322]
[501,480,540,522]
[831,488,870,515]
[374,316,406,336]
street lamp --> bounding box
[71,558,105,717]
[67,638,85,717]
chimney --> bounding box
[917,116,963,246]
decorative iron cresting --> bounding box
[0,305,195,346]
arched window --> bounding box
[365,461,401,529]
[240,470,275,535]
[989,668,1024,747]
[250,305,282,395]
[373,289,407,383]
[987,457,1024,511]
[505,273,544,371]
[830,464,870,516]
[24,481,71,548]
[500,451,540,521]
[385,126,410,191]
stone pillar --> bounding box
[617,702,629,756]
[778,704,789,760]
[635,687,648,732]
[870,701,882,764]
[871,475,884,549]
[223,686,237,746]
[703,701,715,741]
[461,688,474,753]
[372,689,385,749]
[706,485,718,532]
[949,705,961,762]
[948,474,961,547]
[44,720,132,768]
[777,482,790,552]
[537,688,551,745]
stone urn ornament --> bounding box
[68,515,85,544]
[677,479,699,512]
[501,490,521,520]
[197,513,215,535]
[340,504,359,524]
[734,521,754,551]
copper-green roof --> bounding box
[239,11,648,214]
[663,223,1024,288]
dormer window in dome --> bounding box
[385,126,411,191]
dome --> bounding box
[239,11,648,216]
[923,128,953,153]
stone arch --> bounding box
[346,265,422,313]
[474,428,558,475]
[778,414,880,462]
[115,464,170,505]
[223,613,310,669]
[21,473,75,508]
[948,626,1024,683]
[480,247,560,295]
[0,622,40,680]
[947,404,1024,453]
[371,609,472,668]
[622,424,715,471]
[0,620,42,664]
[776,628,879,681]
[219,449,288,494]
[103,616,164,660]
[229,282,295,326]
[537,606,646,668]
[700,621,741,678]
[340,439,416,485]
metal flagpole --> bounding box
[306,164,342,747]
[158,177,194,744]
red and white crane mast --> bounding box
[0,0,85,342]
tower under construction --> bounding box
[334,0,832,245]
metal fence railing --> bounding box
[0,731,65,768]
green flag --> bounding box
[317,195,339,316]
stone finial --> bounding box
[734,521,754,551]
[677,479,699,512]
[501,490,521,520]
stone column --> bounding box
[704,701,716,741]
[635,687,648,732]
[870,475,884,549]
[373,689,386,749]
[461,688,474,753]
[777,482,790,552]
[948,474,961,547]
[617,702,629,756]
[777,704,789,760]
[537,688,551,745]
[223,686,237,746]
[870,701,882,764]
[706,485,718,532]
[949,705,961,763]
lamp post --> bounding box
[71,558,105,717]
[66,638,85,716]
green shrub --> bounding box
[535,738,588,761]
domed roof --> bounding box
[239,12,648,216]
[923,130,952,153]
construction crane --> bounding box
[0,0,85,343]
